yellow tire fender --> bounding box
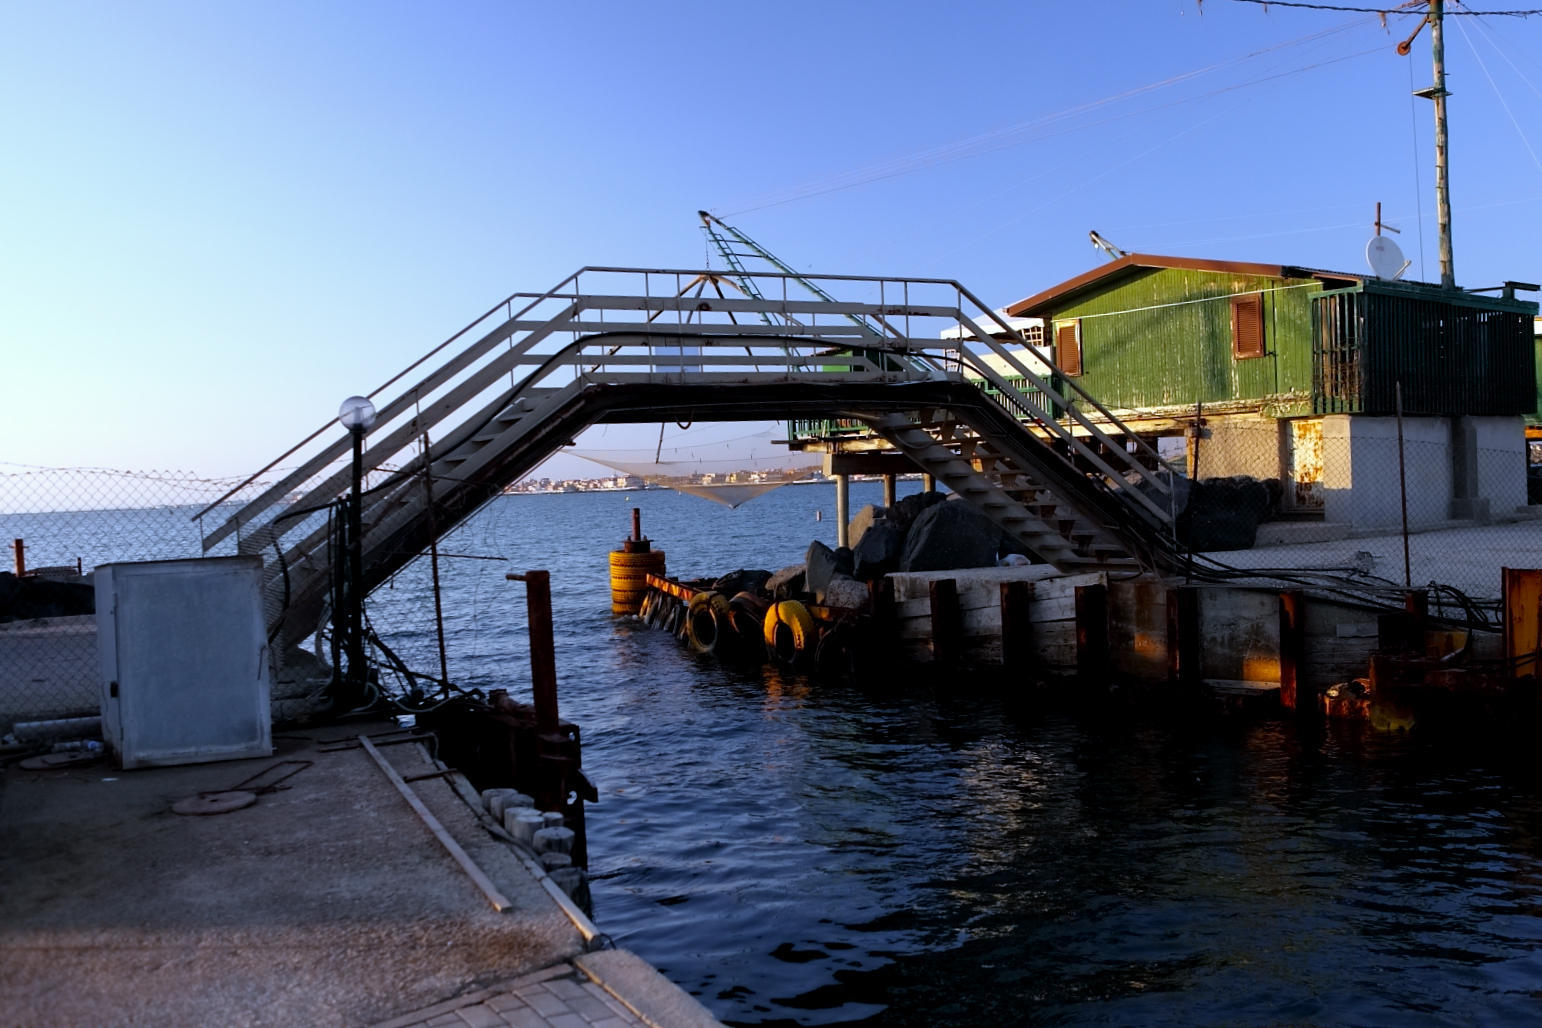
[766,600,814,664]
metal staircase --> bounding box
[194,267,1184,657]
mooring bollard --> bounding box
[609,508,665,615]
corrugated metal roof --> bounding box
[1004,254,1362,319]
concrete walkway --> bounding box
[371,951,721,1028]
[0,720,722,1028]
[1219,519,1542,599]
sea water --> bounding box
[374,484,1542,1026]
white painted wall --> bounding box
[1321,414,1527,529]
[1473,415,1526,514]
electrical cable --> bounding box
[1452,3,1542,175]
[1215,1,1542,15]
[716,19,1375,217]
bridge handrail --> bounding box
[199,266,1182,557]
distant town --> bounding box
[503,470,834,494]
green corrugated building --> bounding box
[1000,254,1539,531]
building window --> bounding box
[1055,319,1082,376]
[1231,293,1265,359]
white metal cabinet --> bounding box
[96,556,272,769]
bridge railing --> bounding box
[195,267,1179,562]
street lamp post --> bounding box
[337,395,377,697]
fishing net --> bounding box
[567,430,823,508]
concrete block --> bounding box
[507,809,543,846]
[533,827,575,855]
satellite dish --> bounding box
[1366,235,1407,280]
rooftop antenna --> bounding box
[1089,230,1127,262]
[1367,201,1412,281]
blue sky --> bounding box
[3,1,1540,481]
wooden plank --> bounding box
[886,566,1074,605]
[358,735,513,914]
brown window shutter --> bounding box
[1231,293,1264,359]
[1056,321,1082,376]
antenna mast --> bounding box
[1401,1,1455,287]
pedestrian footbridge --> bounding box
[197,267,1184,654]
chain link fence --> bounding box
[0,463,461,735]
[1164,416,1542,613]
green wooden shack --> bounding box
[1002,254,1539,533]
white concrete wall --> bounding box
[1322,415,1452,531]
[1473,415,1526,514]
[1321,414,1527,530]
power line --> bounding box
[713,19,1369,217]
[1451,4,1542,174]
[1215,1,1542,14]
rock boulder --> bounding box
[897,499,1002,573]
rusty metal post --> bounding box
[1075,583,1109,684]
[1279,590,1305,712]
[631,506,642,543]
[1502,567,1542,679]
[1167,587,1201,685]
[1000,580,1033,674]
[1396,382,1411,587]
[510,570,560,735]
[422,434,449,692]
[882,474,897,507]
[929,578,960,664]
[12,539,23,577]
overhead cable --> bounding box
[714,20,1370,217]
[1216,1,1542,14]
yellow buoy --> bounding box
[610,507,665,615]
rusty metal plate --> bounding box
[1289,419,1324,509]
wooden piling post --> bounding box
[1278,590,1305,712]
[1000,580,1034,675]
[929,578,960,664]
[1167,587,1201,685]
[1075,583,1109,683]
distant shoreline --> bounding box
[502,475,925,496]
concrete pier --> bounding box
[0,719,722,1028]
